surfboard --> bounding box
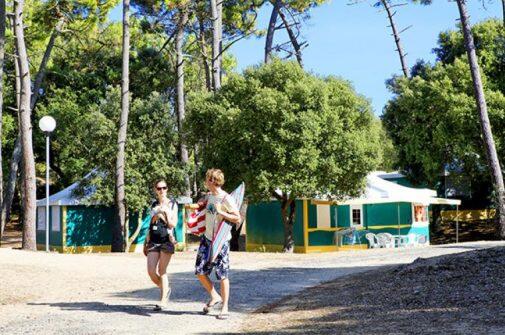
[209,182,245,263]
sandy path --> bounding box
[1,241,504,335]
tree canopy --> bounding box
[186,59,385,201]
[382,19,505,206]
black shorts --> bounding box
[147,241,175,254]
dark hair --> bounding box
[153,179,168,189]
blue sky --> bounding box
[110,1,502,114]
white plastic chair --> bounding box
[365,233,380,248]
[416,234,428,246]
[407,233,419,247]
[377,233,395,248]
[395,235,409,248]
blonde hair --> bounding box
[206,168,225,187]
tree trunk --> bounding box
[0,0,6,241]
[1,15,63,237]
[113,0,130,252]
[281,197,296,253]
[381,0,409,77]
[31,17,64,111]
[2,30,21,233]
[277,7,303,67]
[265,0,281,63]
[1,137,20,238]
[456,0,505,237]
[176,7,191,197]
[502,0,505,27]
[193,144,200,196]
[127,213,144,251]
[14,0,36,250]
[273,191,296,253]
[210,0,222,91]
[197,16,212,92]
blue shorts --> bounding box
[195,237,230,280]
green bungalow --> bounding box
[35,178,190,253]
[246,172,460,253]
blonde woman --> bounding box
[143,179,178,311]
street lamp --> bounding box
[39,116,56,252]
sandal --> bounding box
[154,286,171,312]
[165,286,172,302]
[153,304,165,312]
[216,313,229,320]
[202,299,222,314]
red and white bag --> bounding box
[186,200,207,235]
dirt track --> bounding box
[1,241,504,335]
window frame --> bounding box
[412,204,428,223]
[350,204,363,228]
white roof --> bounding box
[36,178,95,207]
[37,172,194,207]
[375,171,406,179]
[338,172,460,206]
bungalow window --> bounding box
[350,205,363,227]
[414,205,428,222]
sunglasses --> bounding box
[156,186,168,191]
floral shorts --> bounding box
[195,237,230,280]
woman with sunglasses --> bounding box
[143,179,178,311]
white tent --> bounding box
[36,173,192,207]
[339,172,461,206]
[36,179,94,207]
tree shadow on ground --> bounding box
[28,301,202,317]
[30,265,380,318]
[112,265,381,313]
[207,247,505,335]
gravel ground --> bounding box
[1,241,504,335]
[241,244,505,335]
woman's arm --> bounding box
[163,201,178,229]
[143,231,150,256]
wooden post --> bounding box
[456,205,459,243]
[303,200,308,253]
[397,203,401,237]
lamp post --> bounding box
[39,116,56,252]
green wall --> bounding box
[337,205,351,227]
[246,200,430,250]
[66,206,114,246]
[364,202,412,228]
[246,200,304,247]
[65,205,186,247]
[36,204,185,249]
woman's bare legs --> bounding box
[158,252,172,306]
[147,251,161,287]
